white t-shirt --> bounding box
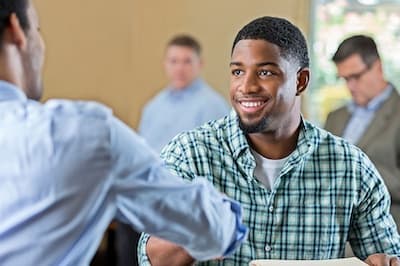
[251,148,291,190]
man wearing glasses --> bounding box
[325,35,400,231]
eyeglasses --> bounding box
[339,66,371,83]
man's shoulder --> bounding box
[146,88,169,103]
[160,114,236,177]
[326,105,348,118]
[181,115,230,138]
[142,89,174,116]
[25,100,115,160]
[44,99,113,121]
[197,84,228,104]
[165,114,233,149]
[384,86,400,108]
[324,105,349,132]
[305,120,364,157]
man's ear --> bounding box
[6,13,27,50]
[296,67,310,96]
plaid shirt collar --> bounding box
[226,110,318,177]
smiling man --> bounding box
[138,16,400,266]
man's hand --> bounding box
[147,236,195,266]
[365,253,400,266]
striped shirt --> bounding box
[138,111,400,265]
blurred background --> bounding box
[35,0,310,129]
[35,0,400,128]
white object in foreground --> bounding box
[249,257,367,266]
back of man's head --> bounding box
[167,34,201,56]
[332,35,380,67]
[231,16,309,69]
[0,0,29,47]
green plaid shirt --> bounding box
[138,111,400,265]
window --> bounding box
[308,0,400,125]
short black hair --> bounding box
[0,0,30,45]
[332,35,379,67]
[167,34,201,56]
[232,16,309,68]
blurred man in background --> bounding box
[138,34,230,152]
[325,35,400,230]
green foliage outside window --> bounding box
[309,0,400,125]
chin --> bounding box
[238,116,270,134]
[173,84,187,90]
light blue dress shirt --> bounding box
[0,81,247,265]
[139,78,230,152]
[343,84,393,144]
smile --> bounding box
[239,101,265,108]
[237,99,268,113]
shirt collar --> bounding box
[226,110,249,159]
[226,111,315,160]
[348,83,393,112]
[0,80,27,102]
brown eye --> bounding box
[258,70,273,76]
[231,69,243,76]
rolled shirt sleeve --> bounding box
[349,153,400,259]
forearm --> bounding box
[365,253,400,265]
[147,236,195,266]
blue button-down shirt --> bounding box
[0,81,246,265]
[139,78,230,152]
[343,84,393,144]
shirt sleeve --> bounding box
[137,233,151,266]
[349,153,400,259]
[109,117,247,261]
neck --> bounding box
[0,46,25,92]
[377,80,389,94]
[247,115,301,159]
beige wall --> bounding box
[36,0,311,129]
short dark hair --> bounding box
[0,0,30,45]
[332,35,380,67]
[232,16,309,68]
[167,34,201,56]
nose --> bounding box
[346,79,358,92]
[240,73,260,94]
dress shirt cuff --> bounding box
[137,233,151,266]
[222,197,248,257]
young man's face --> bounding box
[164,45,202,90]
[22,1,45,100]
[335,53,383,107]
[229,39,303,134]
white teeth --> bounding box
[240,101,264,108]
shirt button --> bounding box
[269,206,274,212]
[265,245,271,252]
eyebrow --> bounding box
[229,61,279,67]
